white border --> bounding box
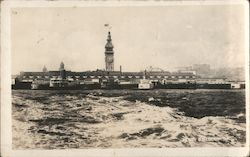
[1,1,249,157]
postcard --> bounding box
[1,0,249,157]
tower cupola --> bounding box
[105,32,114,52]
[59,62,66,79]
[42,66,47,72]
[59,62,65,71]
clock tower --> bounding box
[105,31,114,71]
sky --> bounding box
[11,4,246,74]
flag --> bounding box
[104,24,112,30]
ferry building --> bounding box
[13,31,233,90]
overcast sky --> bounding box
[11,4,246,74]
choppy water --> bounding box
[12,89,246,149]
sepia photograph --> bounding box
[1,0,249,157]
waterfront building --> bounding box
[12,31,243,90]
[192,64,211,77]
[15,67,196,83]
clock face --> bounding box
[107,56,113,63]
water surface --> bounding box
[12,89,246,149]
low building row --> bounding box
[12,63,245,90]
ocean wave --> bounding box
[12,90,246,149]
